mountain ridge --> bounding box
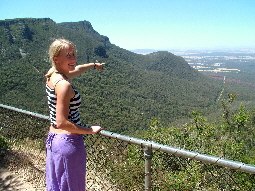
[0,18,223,132]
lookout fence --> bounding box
[1,104,255,190]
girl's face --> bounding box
[53,45,77,72]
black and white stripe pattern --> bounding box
[46,82,82,127]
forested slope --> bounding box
[1,18,251,132]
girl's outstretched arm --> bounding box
[68,62,105,79]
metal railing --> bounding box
[1,104,255,190]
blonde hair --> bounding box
[45,39,76,78]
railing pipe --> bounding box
[0,104,49,120]
[99,131,255,174]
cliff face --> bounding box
[0,18,54,42]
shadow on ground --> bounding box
[0,169,24,191]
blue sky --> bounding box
[1,0,254,50]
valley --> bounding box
[173,48,255,73]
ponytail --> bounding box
[45,66,56,78]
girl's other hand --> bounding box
[90,124,103,134]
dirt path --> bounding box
[0,146,46,191]
[0,168,39,190]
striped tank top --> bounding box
[46,79,83,127]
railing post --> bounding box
[144,144,153,191]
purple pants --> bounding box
[46,132,86,191]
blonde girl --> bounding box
[45,39,104,191]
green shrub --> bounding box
[0,134,10,151]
